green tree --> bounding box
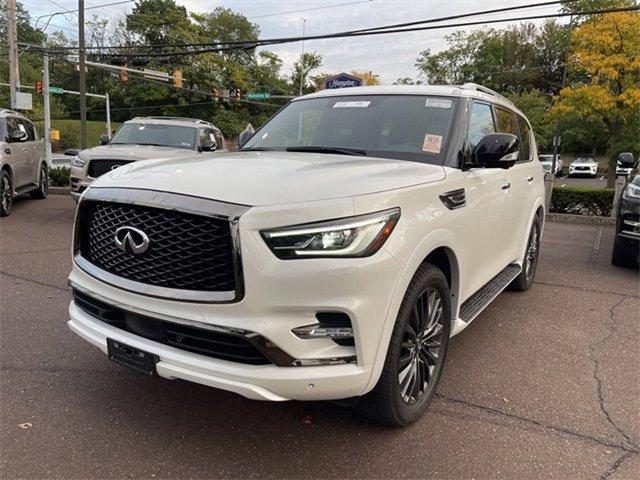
[291,52,322,95]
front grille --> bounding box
[78,200,236,293]
[72,289,270,365]
[575,166,591,171]
[88,159,133,178]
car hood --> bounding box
[90,151,446,206]
[79,144,194,161]
[571,160,597,167]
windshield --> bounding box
[539,155,553,162]
[242,95,458,164]
[110,123,196,149]
[575,157,594,163]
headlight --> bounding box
[261,208,400,259]
[72,157,86,167]
[623,183,640,199]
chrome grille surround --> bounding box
[73,187,250,303]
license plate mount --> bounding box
[107,338,158,376]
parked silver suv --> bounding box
[0,109,48,217]
[70,116,225,200]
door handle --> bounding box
[526,176,534,182]
[501,183,511,190]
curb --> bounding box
[49,187,71,195]
[547,212,615,225]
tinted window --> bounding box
[516,115,531,161]
[467,102,495,149]
[495,108,518,136]
[5,118,19,140]
[18,119,36,141]
[243,95,459,165]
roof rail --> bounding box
[460,83,514,106]
[128,116,213,125]
[0,108,22,116]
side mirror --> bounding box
[617,152,636,168]
[473,133,519,168]
[8,130,27,142]
[238,130,253,148]
[64,148,80,156]
[99,134,109,145]
[200,140,217,152]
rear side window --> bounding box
[495,107,518,136]
[516,116,532,161]
[467,102,495,150]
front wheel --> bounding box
[510,215,541,291]
[355,264,451,426]
[30,164,48,199]
[0,170,12,217]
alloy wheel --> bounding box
[398,288,445,405]
[1,176,12,213]
[40,166,49,196]
[524,223,539,280]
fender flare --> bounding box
[362,228,463,394]
[517,196,546,263]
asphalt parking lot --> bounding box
[559,175,609,189]
[1,195,639,479]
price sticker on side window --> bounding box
[422,134,443,154]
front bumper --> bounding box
[569,167,597,176]
[67,195,404,400]
[70,164,92,200]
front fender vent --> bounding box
[440,189,466,210]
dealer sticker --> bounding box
[333,101,371,108]
[422,134,443,154]
[425,98,452,109]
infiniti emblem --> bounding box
[114,226,150,254]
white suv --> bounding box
[68,84,545,425]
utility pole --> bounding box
[43,53,52,167]
[7,0,20,109]
[78,0,88,149]
[298,18,306,96]
[551,15,573,178]
[105,92,111,137]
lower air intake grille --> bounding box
[72,288,271,365]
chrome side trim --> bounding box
[74,187,250,303]
[69,281,356,367]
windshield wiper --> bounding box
[240,147,275,152]
[285,146,367,156]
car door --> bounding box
[5,117,28,188]
[498,109,541,262]
[18,118,42,184]
[461,101,513,297]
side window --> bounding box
[495,107,521,161]
[19,119,36,141]
[5,117,19,140]
[516,115,531,161]
[467,102,495,151]
[198,128,216,146]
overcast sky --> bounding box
[23,0,569,84]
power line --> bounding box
[40,0,576,51]
[248,0,373,19]
[80,4,640,58]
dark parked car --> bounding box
[612,153,639,268]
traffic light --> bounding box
[35,80,43,94]
[119,66,128,82]
[212,88,219,102]
[234,88,241,100]
[173,69,183,88]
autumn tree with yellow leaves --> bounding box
[553,10,640,185]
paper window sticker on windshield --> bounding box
[333,101,371,108]
[425,98,452,109]
[422,134,443,154]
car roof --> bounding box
[297,84,526,119]
[0,109,28,119]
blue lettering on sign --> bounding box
[324,74,363,89]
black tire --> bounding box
[355,264,451,426]
[0,170,12,217]
[30,163,48,199]
[510,215,541,291]
[611,238,637,269]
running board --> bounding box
[14,183,38,195]
[452,263,522,335]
